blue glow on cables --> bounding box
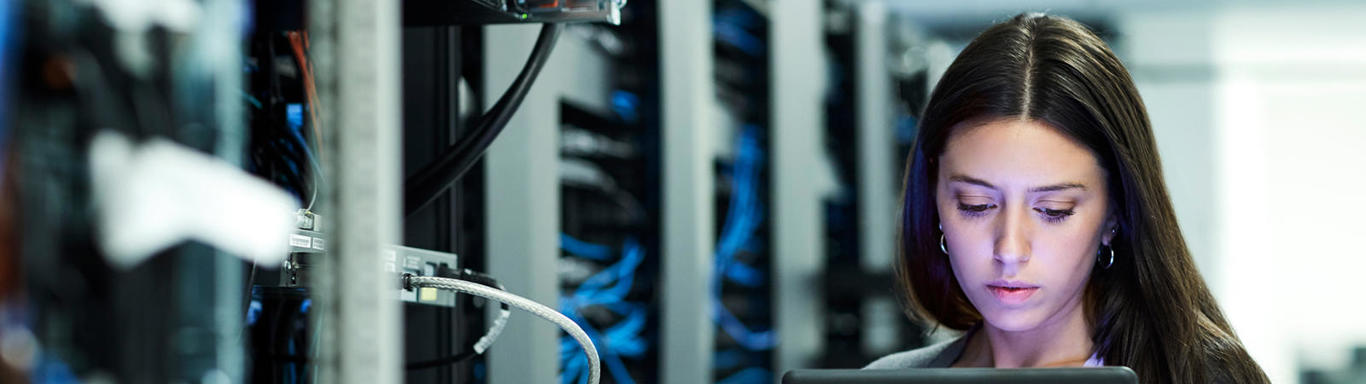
[611,90,640,123]
[558,237,649,384]
[560,233,613,261]
[711,125,778,351]
[717,367,773,384]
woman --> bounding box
[865,13,1268,383]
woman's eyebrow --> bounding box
[949,174,1085,193]
[948,174,997,189]
[1028,183,1086,193]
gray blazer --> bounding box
[863,333,970,369]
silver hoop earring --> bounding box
[940,234,949,254]
[1098,246,1115,269]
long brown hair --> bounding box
[895,13,1267,383]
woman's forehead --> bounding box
[939,118,1105,191]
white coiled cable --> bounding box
[404,275,600,384]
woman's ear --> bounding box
[1101,210,1119,246]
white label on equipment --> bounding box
[312,237,325,250]
[289,234,312,248]
[404,255,422,270]
[419,287,439,302]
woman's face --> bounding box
[936,118,1116,333]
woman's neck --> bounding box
[957,298,1094,368]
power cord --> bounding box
[404,24,563,216]
[401,274,601,384]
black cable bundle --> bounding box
[404,24,562,216]
[246,33,322,210]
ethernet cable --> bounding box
[402,274,600,384]
[403,268,512,370]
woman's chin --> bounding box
[981,309,1046,332]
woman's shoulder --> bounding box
[863,334,968,369]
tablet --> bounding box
[782,368,1138,384]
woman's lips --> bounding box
[987,281,1039,305]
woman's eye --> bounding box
[1034,207,1075,222]
[957,202,995,216]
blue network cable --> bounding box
[717,367,773,384]
[721,248,765,287]
[247,299,263,325]
[572,239,644,304]
[713,7,765,57]
[0,0,12,181]
[242,90,264,110]
[713,348,748,371]
[283,298,318,383]
[558,236,650,384]
[262,103,322,210]
[559,308,645,384]
[33,353,80,384]
[559,303,638,384]
[611,90,640,123]
[561,233,614,261]
[285,104,324,187]
[312,307,323,383]
[714,21,764,57]
[711,125,778,351]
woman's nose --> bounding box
[994,206,1032,267]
